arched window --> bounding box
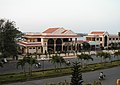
[104,36,107,47]
[47,39,54,52]
[56,38,62,51]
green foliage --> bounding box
[114,50,120,60]
[96,52,111,64]
[118,32,120,37]
[0,55,3,67]
[77,53,93,67]
[71,61,83,85]
[0,62,3,67]
[17,54,38,76]
[82,42,90,51]
[50,54,65,71]
[0,19,22,59]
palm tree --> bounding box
[96,52,111,65]
[50,54,65,71]
[59,56,65,71]
[77,54,84,67]
[25,55,38,76]
[114,50,120,60]
[96,52,104,64]
[77,53,93,68]
[77,53,86,67]
[0,62,3,67]
[50,54,59,71]
[17,58,26,76]
[84,54,93,66]
[103,52,111,65]
[0,55,3,67]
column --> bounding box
[54,39,56,53]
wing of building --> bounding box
[85,31,120,49]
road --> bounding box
[0,54,119,74]
[4,66,120,85]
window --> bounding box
[63,38,69,42]
[92,38,95,41]
[37,38,41,42]
[97,38,99,41]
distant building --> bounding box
[17,28,80,54]
[85,31,120,49]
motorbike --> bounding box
[99,75,106,80]
[35,63,41,68]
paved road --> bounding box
[4,66,120,85]
[0,54,119,74]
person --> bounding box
[66,60,70,65]
[99,72,105,79]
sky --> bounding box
[0,0,120,34]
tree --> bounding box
[71,61,83,85]
[114,50,120,60]
[0,19,22,60]
[25,53,38,76]
[58,55,65,71]
[96,52,104,64]
[82,42,90,53]
[17,57,27,76]
[77,54,85,67]
[96,52,111,65]
[0,62,3,67]
[0,54,3,67]
[83,54,93,66]
[77,53,93,68]
[50,54,65,71]
[103,52,111,63]
[118,32,120,37]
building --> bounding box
[85,31,120,49]
[17,28,80,54]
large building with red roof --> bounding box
[85,31,120,49]
[18,28,80,54]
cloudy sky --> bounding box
[0,0,120,34]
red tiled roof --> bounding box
[90,31,104,35]
[41,35,79,38]
[62,30,67,34]
[42,28,59,33]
